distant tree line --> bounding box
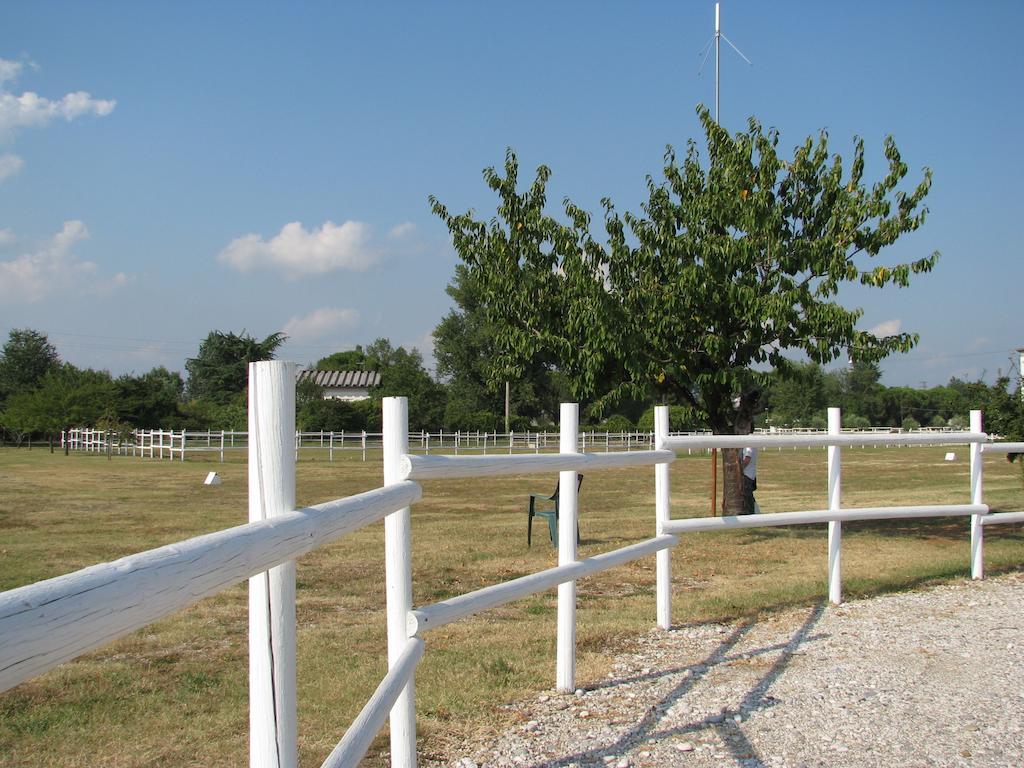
[0,329,284,448]
[1,326,1021,450]
[762,359,1023,437]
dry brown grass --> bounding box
[1,444,1022,766]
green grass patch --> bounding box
[0,444,1022,765]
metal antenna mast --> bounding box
[698,2,752,124]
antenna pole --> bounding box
[715,3,721,124]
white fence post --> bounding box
[247,361,297,768]
[970,410,985,579]
[654,405,672,629]
[827,407,842,605]
[383,397,417,767]
[557,403,579,693]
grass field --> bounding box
[1,444,1022,766]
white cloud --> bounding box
[388,222,416,239]
[0,55,116,134]
[0,89,116,140]
[218,220,378,277]
[0,57,115,178]
[0,152,23,182]
[0,59,22,86]
[0,221,129,302]
[868,319,902,337]
[283,307,361,341]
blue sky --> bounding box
[1,1,1021,389]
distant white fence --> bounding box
[4,361,1021,768]
[60,426,666,462]
[60,423,970,463]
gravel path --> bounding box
[433,573,1024,768]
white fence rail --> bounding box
[0,475,420,693]
[4,363,1023,768]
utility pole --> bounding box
[1017,348,1024,402]
[504,380,510,433]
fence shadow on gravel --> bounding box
[532,603,827,768]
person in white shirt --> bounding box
[741,446,758,514]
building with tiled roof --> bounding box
[297,369,381,401]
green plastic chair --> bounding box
[527,475,583,547]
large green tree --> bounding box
[1,364,116,448]
[362,338,446,431]
[315,348,369,370]
[434,265,565,431]
[114,367,185,428]
[0,329,60,405]
[432,106,936,512]
[185,330,286,403]
[764,361,836,429]
[836,361,887,426]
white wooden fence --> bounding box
[60,426,665,462]
[60,423,972,463]
[3,361,1022,768]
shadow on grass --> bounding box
[843,562,1024,600]
[735,516,1024,544]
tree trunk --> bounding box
[718,400,756,516]
[721,448,745,515]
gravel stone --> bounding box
[430,573,1024,767]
